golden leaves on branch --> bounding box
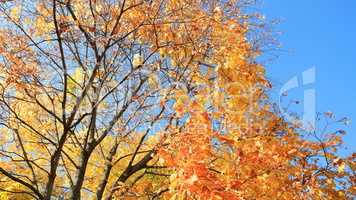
[0,1,354,200]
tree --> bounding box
[0,0,354,199]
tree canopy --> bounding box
[0,0,354,199]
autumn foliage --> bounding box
[0,0,354,200]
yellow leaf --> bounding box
[338,163,346,173]
[68,67,84,92]
[132,54,143,67]
[10,5,22,21]
[148,74,159,88]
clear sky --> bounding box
[259,0,355,154]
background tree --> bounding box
[0,0,354,200]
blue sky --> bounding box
[259,0,355,154]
